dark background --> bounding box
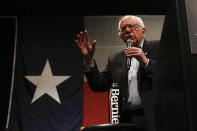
[1,0,197,131]
[1,0,169,15]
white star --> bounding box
[25,60,71,104]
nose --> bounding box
[125,26,131,33]
[126,26,130,31]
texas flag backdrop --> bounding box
[7,16,109,131]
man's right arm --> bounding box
[75,30,110,92]
[84,59,111,92]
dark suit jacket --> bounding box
[85,40,159,131]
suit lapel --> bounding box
[120,50,129,99]
[142,40,151,58]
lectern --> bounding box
[81,123,147,131]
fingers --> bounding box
[125,47,138,53]
[75,39,82,49]
[87,40,96,52]
[125,47,143,57]
[75,30,96,59]
[76,30,90,46]
[125,47,147,64]
[92,40,96,52]
[76,31,85,44]
[76,30,89,43]
[75,30,96,53]
[84,30,89,42]
[79,32,84,43]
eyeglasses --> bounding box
[119,25,141,33]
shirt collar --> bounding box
[139,39,144,48]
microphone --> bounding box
[126,39,133,70]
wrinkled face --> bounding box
[119,17,146,46]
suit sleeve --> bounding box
[85,59,112,92]
[145,59,156,76]
[144,40,159,77]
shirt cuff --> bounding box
[145,59,149,67]
[84,61,94,72]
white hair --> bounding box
[118,15,145,36]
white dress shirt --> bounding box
[127,57,141,106]
[127,40,145,107]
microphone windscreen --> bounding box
[126,39,133,47]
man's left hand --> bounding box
[125,47,148,65]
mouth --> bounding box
[124,35,133,41]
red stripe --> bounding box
[83,82,109,127]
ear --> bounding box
[141,27,146,36]
[120,32,124,40]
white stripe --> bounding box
[6,16,18,128]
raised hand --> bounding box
[75,30,96,66]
